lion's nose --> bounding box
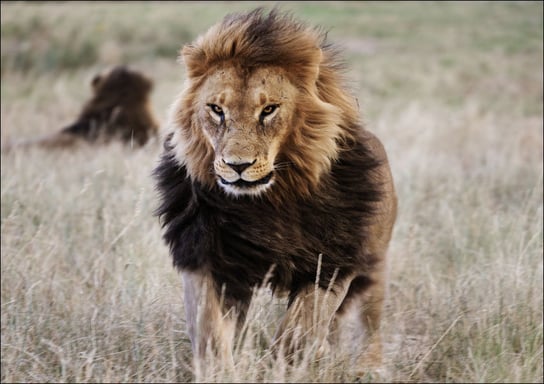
[224,159,255,175]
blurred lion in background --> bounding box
[2,66,159,151]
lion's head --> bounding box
[168,8,361,197]
[90,66,153,104]
[75,65,159,147]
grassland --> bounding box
[1,1,542,382]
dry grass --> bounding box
[1,2,542,382]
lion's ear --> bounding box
[297,46,323,88]
[308,47,323,83]
[91,74,102,89]
[180,44,207,79]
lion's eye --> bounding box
[259,104,278,124]
[261,105,277,116]
[208,104,224,116]
[207,104,225,124]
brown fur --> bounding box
[2,66,159,152]
[154,8,397,375]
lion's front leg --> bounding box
[181,270,237,375]
[273,277,353,359]
[333,261,386,374]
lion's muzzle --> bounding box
[215,157,275,195]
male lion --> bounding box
[154,8,397,374]
[2,66,159,151]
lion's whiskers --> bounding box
[274,161,293,171]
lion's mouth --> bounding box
[219,172,274,189]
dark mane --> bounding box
[154,131,383,311]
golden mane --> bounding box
[170,7,362,197]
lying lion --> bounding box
[2,66,159,151]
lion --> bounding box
[154,8,397,375]
[2,66,159,151]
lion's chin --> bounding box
[218,172,274,196]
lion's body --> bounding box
[2,66,159,151]
[154,8,397,374]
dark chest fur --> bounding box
[154,137,382,307]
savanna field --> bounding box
[1,2,542,382]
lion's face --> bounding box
[195,65,297,196]
[170,8,355,199]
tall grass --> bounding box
[1,2,542,382]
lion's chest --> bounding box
[190,189,368,304]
